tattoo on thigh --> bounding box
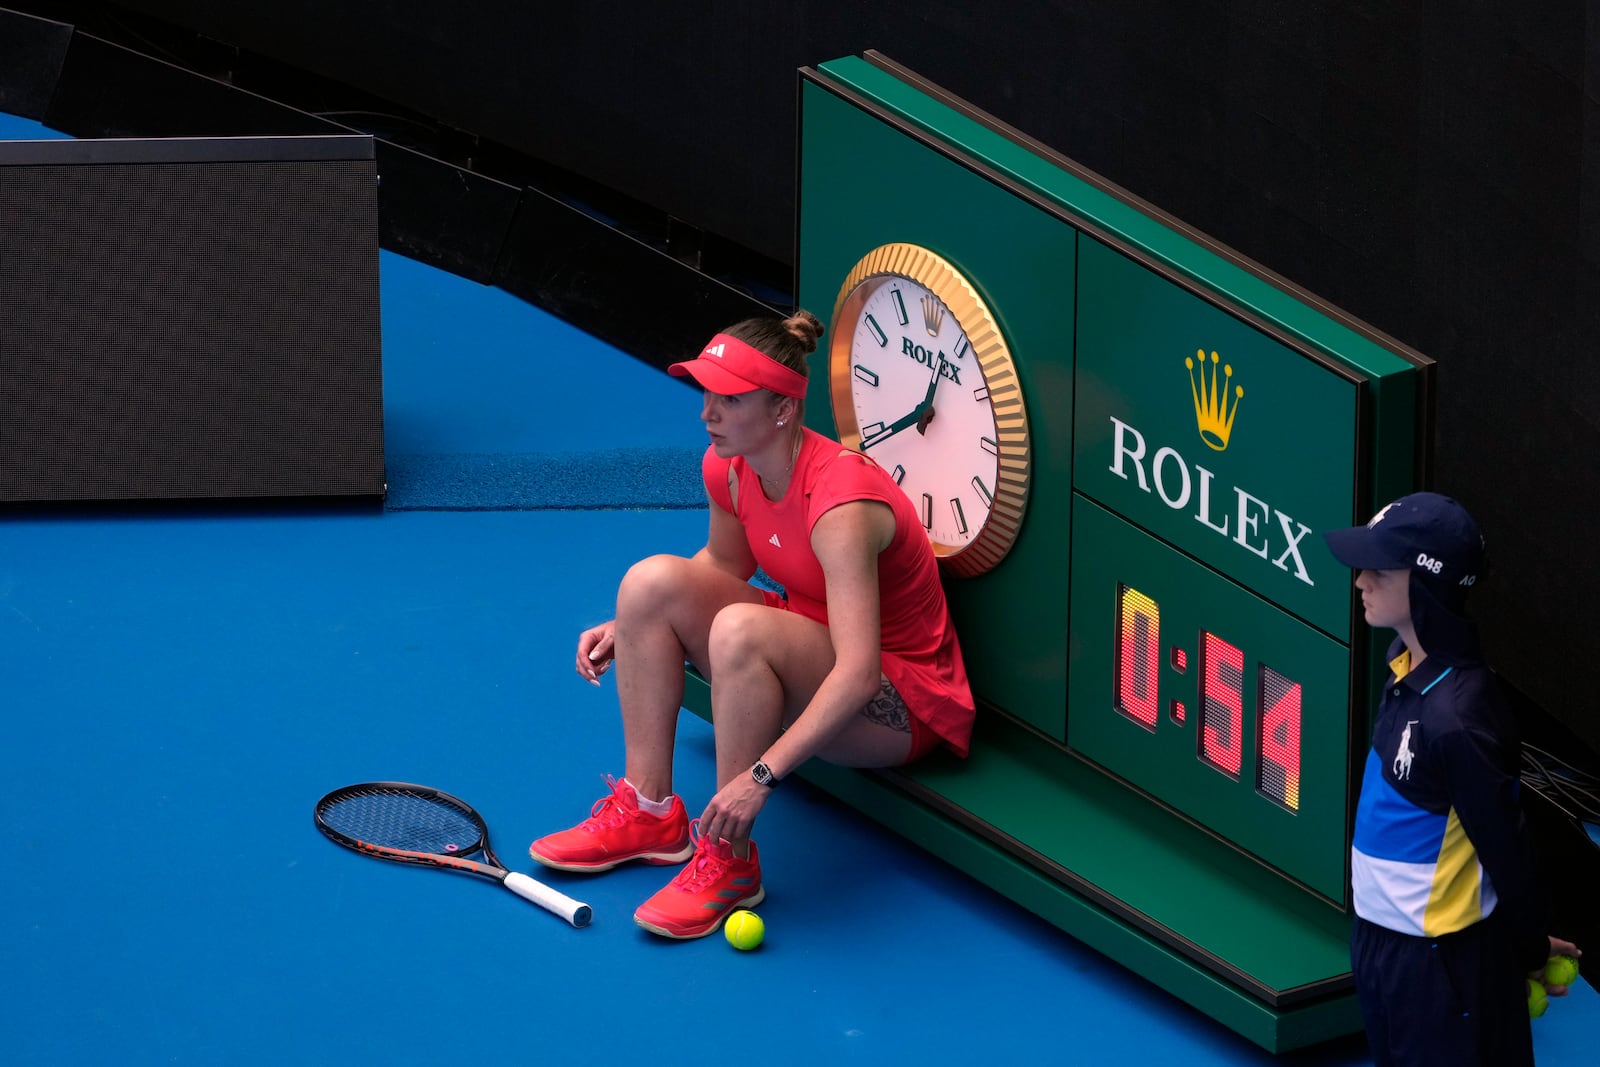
[860,676,911,734]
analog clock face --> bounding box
[829,244,1030,576]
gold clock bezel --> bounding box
[828,243,1031,577]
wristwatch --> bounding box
[750,761,779,789]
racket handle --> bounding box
[504,871,593,927]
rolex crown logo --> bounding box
[1186,349,1244,451]
[921,294,945,338]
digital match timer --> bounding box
[1116,584,1303,812]
[1071,498,1353,902]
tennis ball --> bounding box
[1543,955,1580,989]
[724,909,765,951]
[1527,978,1549,1019]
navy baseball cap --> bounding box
[1323,491,1485,605]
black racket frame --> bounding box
[313,780,510,877]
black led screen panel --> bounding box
[0,134,384,503]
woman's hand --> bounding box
[576,620,616,685]
[697,771,772,846]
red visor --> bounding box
[668,334,809,398]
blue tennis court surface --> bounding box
[2,112,1594,1065]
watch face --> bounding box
[829,244,1030,576]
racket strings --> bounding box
[320,788,485,855]
[1522,744,1600,823]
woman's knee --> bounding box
[706,603,834,681]
[706,602,776,670]
[616,554,695,617]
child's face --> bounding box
[1354,568,1411,631]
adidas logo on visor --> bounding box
[705,343,725,358]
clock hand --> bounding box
[861,353,948,451]
[915,352,948,435]
[860,405,928,450]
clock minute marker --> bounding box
[889,288,909,326]
[950,497,969,536]
[863,314,888,348]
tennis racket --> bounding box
[315,781,592,927]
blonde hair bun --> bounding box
[782,310,824,350]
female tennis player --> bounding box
[529,310,975,939]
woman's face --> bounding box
[699,389,783,456]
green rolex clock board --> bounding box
[686,51,1426,1053]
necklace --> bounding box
[760,431,803,496]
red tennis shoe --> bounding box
[528,776,693,872]
[633,823,764,939]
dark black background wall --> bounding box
[5,1,1598,766]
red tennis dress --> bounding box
[703,429,975,757]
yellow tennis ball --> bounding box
[1527,978,1549,1019]
[1544,955,1580,988]
[724,909,765,950]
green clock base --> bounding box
[684,671,1361,1054]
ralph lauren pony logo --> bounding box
[1185,349,1244,451]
